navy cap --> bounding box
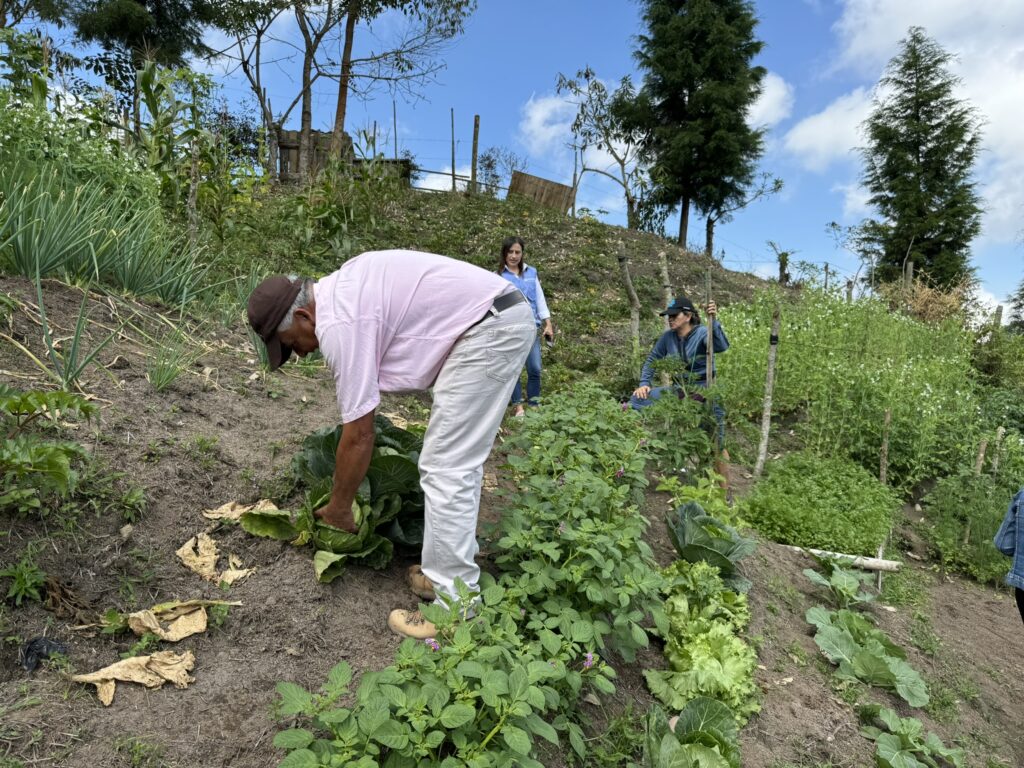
[659,296,697,316]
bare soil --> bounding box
[1,277,1021,768]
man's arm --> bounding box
[314,410,376,531]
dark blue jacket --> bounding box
[639,320,730,389]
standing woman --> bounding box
[498,236,554,416]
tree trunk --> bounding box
[329,6,358,159]
[705,216,715,259]
[753,306,781,479]
[617,243,641,356]
[677,196,689,246]
[299,49,314,182]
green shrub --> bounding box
[920,470,1015,585]
[742,452,898,556]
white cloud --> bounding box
[748,72,794,128]
[517,93,576,158]
[782,87,872,171]
[416,165,473,192]
[832,180,871,220]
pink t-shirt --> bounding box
[314,249,512,423]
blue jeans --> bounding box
[630,385,726,451]
[510,336,542,406]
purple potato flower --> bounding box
[424,638,440,652]
[583,652,596,670]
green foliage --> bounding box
[807,607,928,707]
[273,578,615,767]
[721,290,981,489]
[656,470,740,528]
[638,392,714,474]
[0,387,93,515]
[0,545,46,606]
[645,621,759,725]
[120,631,162,659]
[496,384,663,663]
[857,704,965,768]
[661,561,750,636]
[920,469,1015,584]
[665,502,755,594]
[742,452,898,556]
[803,554,876,609]
[147,329,201,392]
[641,701,740,768]
[856,27,982,289]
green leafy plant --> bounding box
[0,387,94,515]
[272,578,615,767]
[857,704,965,768]
[806,607,929,707]
[665,502,756,594]
[641,700,740,768]
[147,329,202,392]
[803,553,876,609]
[0,545,46,606]
[742,452,898,556]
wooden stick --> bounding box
[790,546,901,572]
[753,306,781,478]
[879,408,892,486]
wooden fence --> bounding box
[276,129,413,184]
[508,170,576,214]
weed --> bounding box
[880,565,929,608]
[141,437,174,464]
[0,545,47,606]
[208,602,231,629]
[147,329,201,392]
[120,632,161,659]
[113,735,167,768]
[909,610,941,656]
[785,642,810,667]
[766,575,803,613]
[186,434,219,470]
[577,703,644,767]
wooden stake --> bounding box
[992,426,1006,474]
[470,114,479,195]
[879,409,892,486]
[618,243,640,356]
[450,107,456,192]
[753,306,781,479]
[705,270,714,389]
[963,437,990,546]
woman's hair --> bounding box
[498,236,527,273]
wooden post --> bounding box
[992,426,1006,473]
[778,251,789,286]
[904,260,914,291]
[963,438,989,546]
[879,408,892,486]
[659,251,672,330]
[393,99,398,159]
[993,304,1004,328]
[450,107,456,192]
[824,262,830,291]
[618,243,641,356]
[846,279,854,303]
[753,306,781,478]
[470,114,479,195]
[571,148,578,217]
[705,270,714,390]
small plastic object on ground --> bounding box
[20,637,69,672]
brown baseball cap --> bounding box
[247,276,304,370]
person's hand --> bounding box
[543,321,554,342]
[633,385,651,400]
[706,301,718,318]
[314,497,358,533]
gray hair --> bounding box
[276,277,314,333]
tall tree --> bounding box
[1008,278,1024,334]
[618,0,766,248]
[0,0,67,28]
[857,26,983,289]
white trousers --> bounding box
[418,300,534,601]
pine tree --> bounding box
[858,27,983,289]
[617,0,766,247]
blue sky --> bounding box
[42,1,1024,308]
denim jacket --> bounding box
[639,320,730,389]
[993,488,1024,590]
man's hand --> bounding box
[706,300,718,318]
[633,385,651,400]
[314,497,358,533]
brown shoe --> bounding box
[406,564,436,601]
[387,609,437,639]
